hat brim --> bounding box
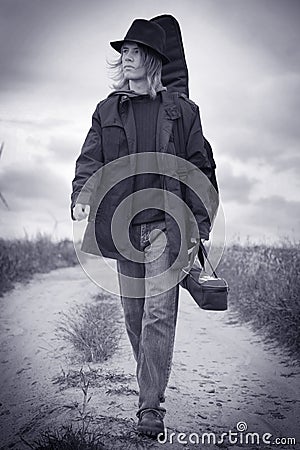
[110,39,170,64]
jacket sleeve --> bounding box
[71,105,104,219]
[183,104,219,239]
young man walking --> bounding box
[71,18,217,437]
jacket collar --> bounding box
[107,89,180,117]
[104,89,181,154]
[108,87,167,103]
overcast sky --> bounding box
[0,0,299,244]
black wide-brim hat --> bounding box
[110,19,170,64]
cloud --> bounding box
[253,195,300,224]
[223,195,300,243]
[201,0,300,74]
[203,68,300,165]
[217,163,258,203]
[0,163,70,211]
[0,0,122,98]
[0,208,72,240]
[0,160,73,239]
[247,195,300,237]
[0,117,71,130]
[217,125,300,173]
[47,135,81,163]
[187,1,300,179]
[0,0,53,89]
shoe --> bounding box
[137,408,165,437]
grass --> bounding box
[21,425,105,450]
[22,368,152,450]
[53,366,133,390]
[218,240,300,359]
[105,385,139,396]
[56,292,122,363]
[21,370,106,450]
[24,418,155,450]
[21,418,155,450]
[0,234,78,296]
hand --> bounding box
[191,237,208,244]
[73,203,90,221]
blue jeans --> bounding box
[117,220,180,416]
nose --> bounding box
[124,49,134,61]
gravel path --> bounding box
[0,262,299,449]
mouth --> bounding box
[123,66,135,70]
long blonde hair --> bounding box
[108,43,164,99]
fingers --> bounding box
[73,203,90,221]
[191,237,209,245]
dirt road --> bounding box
[0,262,299,449]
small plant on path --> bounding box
[20,369,105,449]
[56,293,122,362]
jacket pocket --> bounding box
[102,124,125,162]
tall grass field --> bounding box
[0,235,78,296]
[218,241,300,359]
[0,235,299,358]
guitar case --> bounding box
[150,14,218,193]
[150,14,189,97]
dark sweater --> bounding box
[131,94,165,225]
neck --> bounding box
[129,79,148,95]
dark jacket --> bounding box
[71,90,218,269]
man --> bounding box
[71,18,217,437]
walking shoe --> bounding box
[137,408,165,437]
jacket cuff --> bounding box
[76,190,91,205]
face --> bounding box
[121,41,147,82]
